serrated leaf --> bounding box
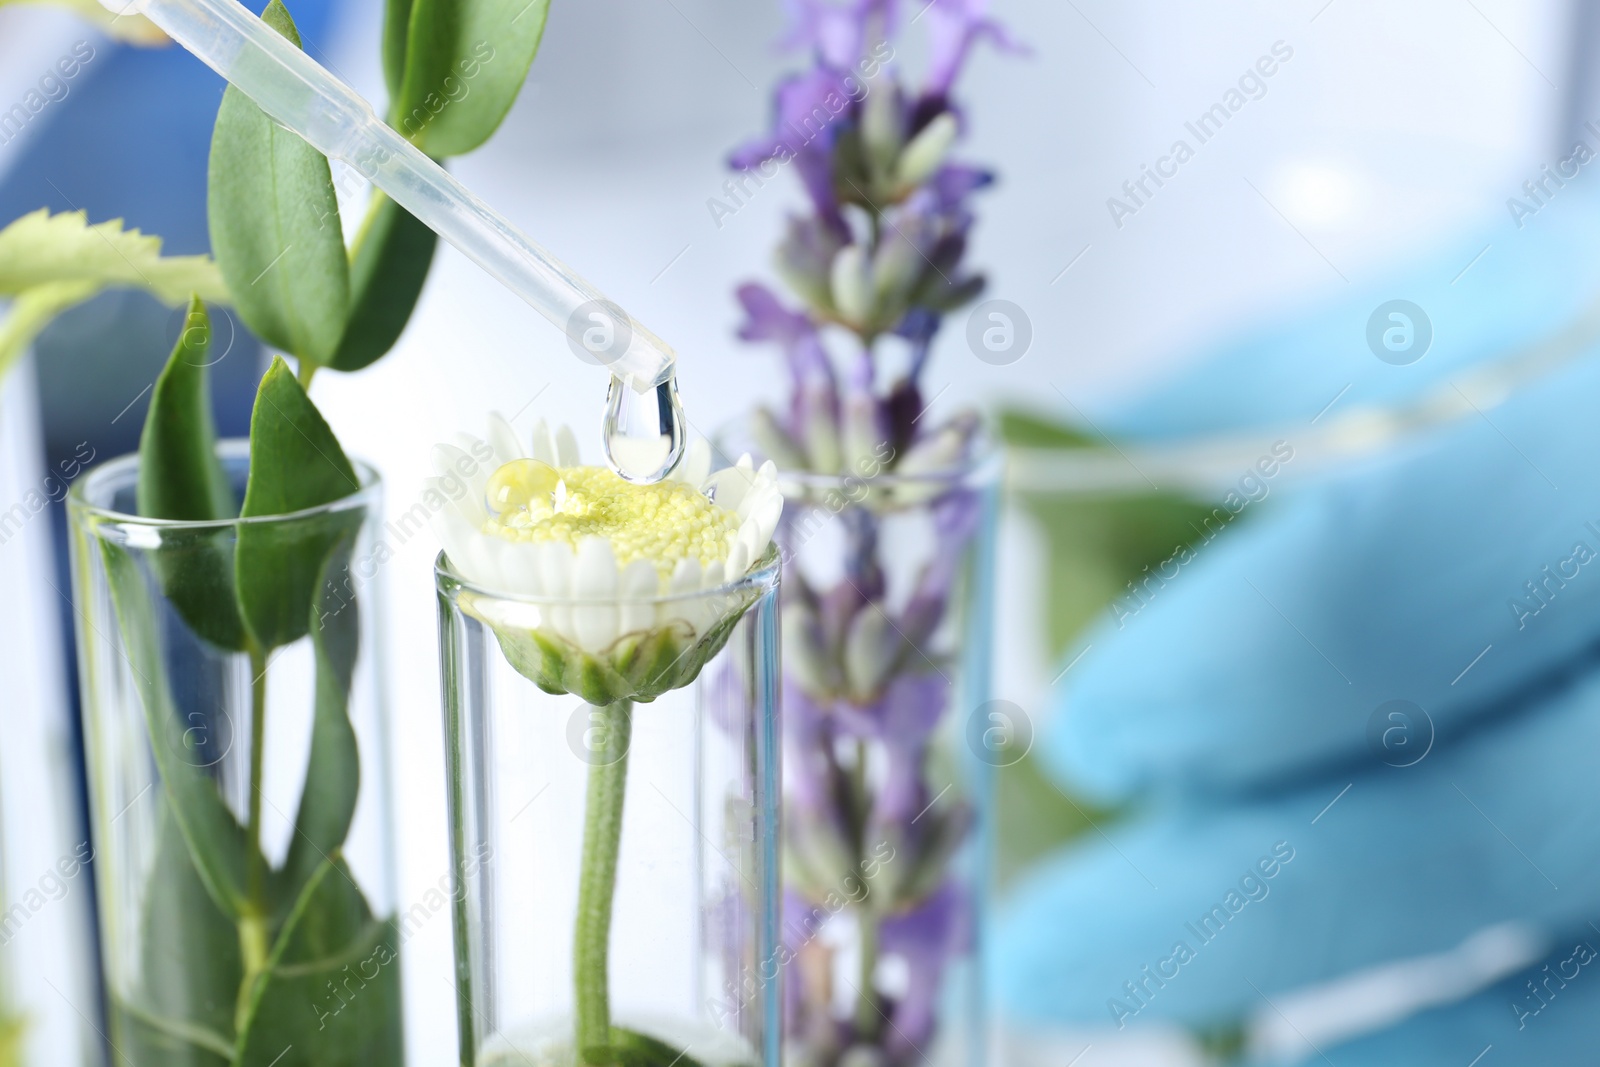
[0,209,227,302]
[392,0,550,157]
[0,0,166,42]
[235,357,362,651]
[206,0,348,368]
[328,192,438,371]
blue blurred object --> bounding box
[995,185,1600,1061]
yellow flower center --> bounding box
[482,460,739,580]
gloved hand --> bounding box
[993,186,1600,1063]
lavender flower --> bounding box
[733,1,1014,1063]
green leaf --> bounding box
[109,807,242,1066]
[391,0,550,157]
[380,0,417,102]
[328,193,439,371]
[136,298,248,651]
[235,859,404,1067]
[0,279,97,383]
[274,543,363,916]
[996,408,1098,451]
[0,1012,25,1067]
[206,0,349,368]
[100,540,252,919]
[235,357,363,651]
[598,1027,708,1067]
[139,299,235,522]
[0,209,227,300]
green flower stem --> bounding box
[238,645,271,1026]
[575,699,632,1064]
[855,910,879,1040]
[850,737,879,1041]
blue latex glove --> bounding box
[994,186,1600,1063]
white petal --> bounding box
[423,475,478,528]
[535,541,575,600]
[737,521,763,568]
[725,538,749,580]
[665,557,700,635]
[488,412,525,465]
[530,418,557,465]
[555,424,581,467]
[752,496,783,554]
[431,507,490,584]
[451,432,483,454]
[536,541,576,642]
[497,541,543,597]
[572,537,619,653]
[701,559,725,590]
[703,465,756,516]
[433,443,493,520]
[676,436,712,487]
[431,443,464,479]
[618,558,658,636]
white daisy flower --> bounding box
[429,415,783,703]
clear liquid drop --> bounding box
[603,374,686,484]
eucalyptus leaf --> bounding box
[139,299,235,522]
[138,297,248,651]
[274,542,363,917]
[380,0,416,103]
[392,0,550,157]
[100,539,252,919]
[328,193,438,372]
[206,0,349,368]
[110,807,242,1066]
[235,357,363,652]
[235,858,403,1067]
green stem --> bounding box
[296,360,317,392]
[850,737,879,1040]
[855,908,879,1040]
[237,646,270,1028]
[575,700,632,1064]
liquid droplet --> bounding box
[603,374,685,484]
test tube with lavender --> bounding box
[724,2,1018,1061]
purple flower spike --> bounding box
[880,880,973,1054]
[732,68,866,221]
[729,0,1015,1053]
[738,282,841,444]
[922,0,1026,96]
[928,163,995,211]
[872,673,951,823]
[779,0,899,69]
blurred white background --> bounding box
[0,0,1586,1061]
